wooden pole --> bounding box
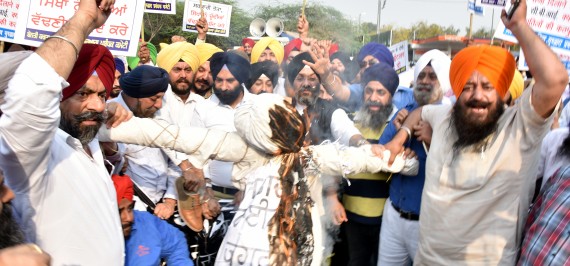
[302,0,307,18]
[141,13,145,42]
[0,41,4,53]
[200,0,204,17]
[468,13,474,40]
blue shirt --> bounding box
[345,83,416,112]
[125,211,193,266]
[378,102,426,215]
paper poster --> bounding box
[182,0,232,37]
[476,0,507,8]
[494,0,570,75]
[469,0,486,16]
[389,40,409,74]
[145,0,176,15]
[14,0,145,56]
[0,0,19,41]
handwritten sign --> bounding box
[182,0,232,37]
[0,0,19,41]
[469,0,485,16]
[389,40,409,74]
[14,0,144,56]
[145,0,175,15]
[494,0,570,76]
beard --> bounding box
[214,83,243,105]
[295,85,320,107]
[110,87,122,98]
[0,203,26,249]
[414,84,441,106]
[355,100,393,130]
[192,77,212,96]
[60,110,106,145]
[450,98,505,152]
[171,78,191,96]
[132,100,158,118]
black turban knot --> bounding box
[210,52,251,85]
[119,65,169,98]
[248,60,279,89]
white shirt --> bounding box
[558,101,570,127]
[537,127,570,187]
[0,53,124,266]
[191,87,254,188]
[109,94,174,206]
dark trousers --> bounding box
[344,221,381,266]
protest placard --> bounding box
[14,0,145,56]
[145,0,176,15]
[183,0,232,37]
[469,0,486,16]
[476,0,507,9]
[494,0,570,75]
[0,0,19,41]
[389,40,409,74]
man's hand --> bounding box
[154,198,176,220]
[326,194,347,225]
[413,120,433,146]
[105,102,132,128]
[181,164,205,193]
[76,0,115,32]
[501,0,527,31]
[393,109,409,130]
[137,42,150,64]
[0,244,51,266]
[304,43,332,79]
[196,17,209,40]
[384,139,405,165]
[370,144,386,157]
[297,14,309,38]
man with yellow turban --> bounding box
[251,37,287,97]
[383,1,568,264]
[193,43,223,98]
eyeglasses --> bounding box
[360,59,380,68]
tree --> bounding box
[466,26,494,38]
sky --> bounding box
[236,0,505,36]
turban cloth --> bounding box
[509,69,524,100]
[450,45,515,98]
[126,41,157,70]
[284,38,302,61]
[235,93,305,155]
[111,174,134,204]
[119,65,169,98]
[64,44,115,101]
[248,60,280,89]
[414,49,452,96]
[157,41,200,73]
[210,52,251,85]
[228,49,250,62]
[361,62,399,96]
[357,42,394,67]
[242,38,255,47]
[328,43,339,56]
[287,52,319,85]
[196,43,223,66]
[250,37,284,65]
[114,58,126,75]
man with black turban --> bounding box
[384,2,568,264]
[110,65,178,222]
[247,61,279,94]
[0,1,133,265]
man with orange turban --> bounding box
[0,1,133,265]
[383,1,568,264]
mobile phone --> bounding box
[507,0,521,20]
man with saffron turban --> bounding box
[0,0,133,265]
[383,1,569,264]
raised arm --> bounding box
[502,0,569,117]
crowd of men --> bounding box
[0,0,569,265]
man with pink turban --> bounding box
[383,1,568,264]
[0,1,132,265]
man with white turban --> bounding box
[383,2,568,264]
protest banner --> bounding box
[469,0,486,16]
[0,0,19,41]
[145,0,176,15]
[476,0,507,8]
[14,0,145,56]
[183,0,232,37]
[494,0,570,75]
[389,40,409,74]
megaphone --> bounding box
[249,18,266,37]
[265,18,284,37]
